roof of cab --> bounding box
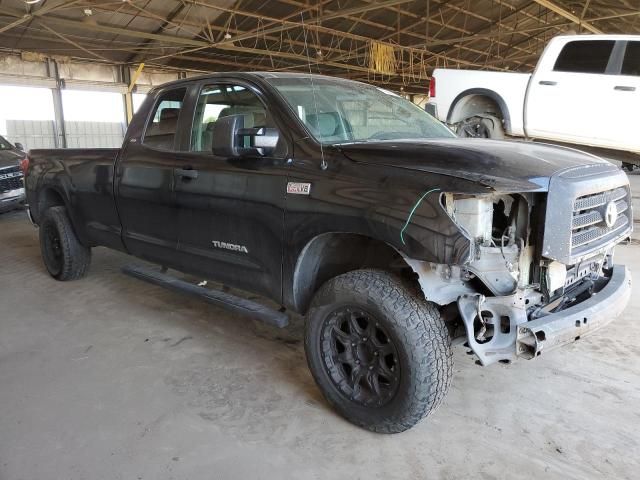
[148,71,366,93]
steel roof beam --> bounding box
[531,0,604,34]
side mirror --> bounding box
[14,142,24,151]
[212,114,279,157]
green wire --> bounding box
[400,188,441,245]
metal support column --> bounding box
[124,63,144,125]
[49,59,67,148]
[121,65,132,126]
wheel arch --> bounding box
[34,185,90,246]
[35,186,67,223]
[291,232,420,315]
[447,88,511,133]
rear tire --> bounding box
[305,269,453,433]
[39,206,91,281]
[457,115,505,139]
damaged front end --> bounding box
[407,166,632,366]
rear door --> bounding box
[172,80,290,301]
[116,86,189,264]
[526,39,617,144]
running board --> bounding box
[122,264,289,328]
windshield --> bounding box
[0,136,14,150]
[265,76,455,144]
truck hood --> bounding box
[338,138,612,192]
[0,148,25,169]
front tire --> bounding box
[305,269,453,433]
[39,206,91,280]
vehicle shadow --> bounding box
[3,208,343,432]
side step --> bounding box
[122,264,289,328]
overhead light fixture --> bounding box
[84,8,93,16]
[224,32,232,40]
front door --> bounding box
[173,81,289,301]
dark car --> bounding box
[24,73,632,433]
[0,135,26,213]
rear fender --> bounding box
[447,89,511,133]
[35,182,90,246]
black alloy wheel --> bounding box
[305,269,453,433]
[319,306,400,408]
[39,206,91,280]
[42,222,64,276]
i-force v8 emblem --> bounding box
[287,182,311,195]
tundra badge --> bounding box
[211,240,249,253]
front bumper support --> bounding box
[458,265,631,365]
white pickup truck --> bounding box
[428,35,640,168]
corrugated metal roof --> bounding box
[1,0,639,94]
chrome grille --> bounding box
[573,187,626,210]
[0,165,23,193]
[571,187,631,251]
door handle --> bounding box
[538,80,557,86]
[614,85,636,92]
[175,168,199,179]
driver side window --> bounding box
[190,84,269,152]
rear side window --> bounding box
[621,42,640,76]
[143,88,186,150]
[553,40,615,74]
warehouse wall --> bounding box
[5,119,126,149]
[4,120,56,149]
[64,121,125,148]
[0,53,183,150]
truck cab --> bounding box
[526,35,640,152]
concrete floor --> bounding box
[1,176,640,480]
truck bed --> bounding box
[26,147,122,250]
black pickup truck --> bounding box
[24,73,632,433]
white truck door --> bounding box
[526,38,617,145]
[607,41,640,154]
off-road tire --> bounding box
[39,206,91,280]
[305,269,453,433]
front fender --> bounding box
[366,187,471,265]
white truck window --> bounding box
[621,42,640,76]
[553,40,615,74]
